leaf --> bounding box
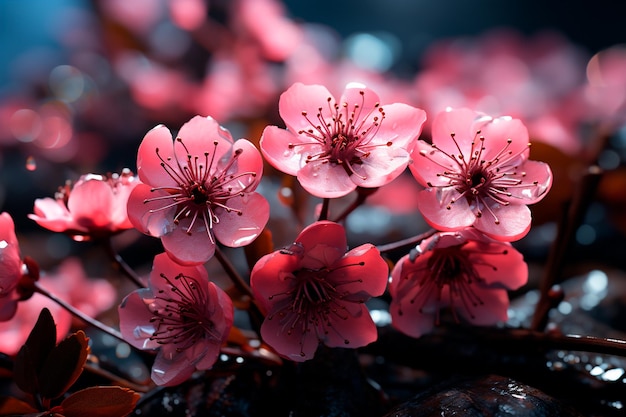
[0,396,38,415]
[58,386,140,417]
[22,308,56,370]
[13,308,56,395]
[13,346,39,396]
[38,330,90,401]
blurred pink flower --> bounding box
[250,221,388,362]
[261,82,427,198]
[127,115,269,265]
[0,212,25,321]
[410,108,552,241]
[29,169,139,241]
[389,228,527,338]
[0,255,116,355]
[118,253,233,386]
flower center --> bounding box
[397,243,507,324]
[149,273,219,352]
[266,258,365,357]
[144,138,257,240]
[288,90,391,179]
[420,130,537,224]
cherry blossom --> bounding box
[29,169,139,241]
[260,82,427,198]
[410,108,553,241]
[250,221,388,362]
[0,212,24,321]
[389,228,527,338]
[118,253,233,386]
[127,115,270,265]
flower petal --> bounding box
[260,125,305,175]
[137,124,178,187]
[323,305,378,348]
[127,185,176,237]
[456,286,510,325]
[297,159,356,198]
[118,289,160,351]
[213,192,270,248]
[509,160,553,203]
[161,220,216,265]
[417,188,476,231]
[278,83,335,134]
[474,203,532,241]
[260,312,319,362]
[174,115,234,168]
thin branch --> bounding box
[34,282,125,342]
[376,228,437,255]
[101,237,145,288]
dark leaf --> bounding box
[13,345,39,396]
[38,330,90,401]
[58,386,140,417]
[0,396,38,415]
[13,308,56,395]
[22,308,56,371]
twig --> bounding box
[101,237,145,288]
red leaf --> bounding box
[38,330,90,401]
[59,386,140,417]
[0,396,38,415]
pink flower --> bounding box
[127,115,270,265]
[0,212,24,321]
[260,82,427,198]
[389,228,528,338]
[118,253,233,386]
[410,108,552,241]
[29,169,139,241]
[250,221,388,362]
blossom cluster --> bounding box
[0,75,555,392]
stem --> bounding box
[101,237,145,288]
[318,198,330,221]
[376,228,437,254]
[332,187,377,223]
[34,282,125,342]
[530,166,603,331]
[214,247,253,299]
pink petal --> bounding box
[323,304,378,348]
[67,179,114,228]
[118,289,160,350]
[296,221,347,268]
[338,84,380,112]
[474,203,532,241]
[478,115,530,162]
[228,139,264,192]
[509,160,553,203]
[250,252,301,312]
[468,242,528,290]
[278,83,335,134]
[390,299,436,338]
[127,185,176,237]
[212,192,270,247]
[260,126,306,175]
[149,252,207,293]
[174,115,234,167]
[364,102,427,149]
[137,124,178,187]
[350,146,411,189]
[297,160,356,198]
[431,108,484,157]
[409,140,458,188]
[152,351,196,386]
[161,219,216,265]
[417,188,476,231]
[456,286,510,325]
[28,198,77,232]
[260,311,319,362]
[331,244,388,299]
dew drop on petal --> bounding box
[25,156,37,171]
[134,325,155,339]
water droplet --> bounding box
[25,156,37,171]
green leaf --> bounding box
[38,330,90,401]
[58,386,140,417]
[13,308,56,395]
[0,396,38,415]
